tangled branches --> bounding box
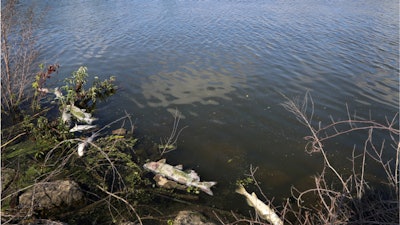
[219,92,399,224]
[281,92,399,224]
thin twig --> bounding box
[96,185,142,225]
[1,132,26,148]
[159,109,188,155]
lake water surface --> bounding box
[32,0,398,212]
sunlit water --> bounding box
[30,0,398,213]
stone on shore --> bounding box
[173,210,216,225]
[19,180,85,215]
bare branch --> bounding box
[159,109,188,156]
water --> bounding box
[31,0,398,212]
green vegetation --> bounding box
[62,66,116,109]
[2,66,142,224]
[1,66,200,224]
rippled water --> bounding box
[32,0,398,211]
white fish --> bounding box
[54,87,63,99]
[37,88,50,93]
[62,109,71,124]
[77,133,97,157]
[80,116,98,125]
[67,104,96,124]
[69,124,97,132]
[143,159,217,195]
[77,142,86,157]
[236,185,283,225]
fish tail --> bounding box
[198,181,217,196]
[235,184,246,195]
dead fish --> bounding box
[62,109,71,124]
[67,104,89,118]
[37,88,50,93]
[80,116,98,124]
[67,104,96,124]
[77,133,97,157]
[143,159,217,195]
[54,87,63,99]
[236,185,283,225]
[69,124,97,133]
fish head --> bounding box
[143,161,161,172]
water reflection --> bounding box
[141,66,241,108]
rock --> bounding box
[173,210,216,225]
[1,167,16,192]
[19,180,85,215]
[153,174,187,190]
[1,167,20,209]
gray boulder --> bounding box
[173,210,216,225]
[19,180,85,214]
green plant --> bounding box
[63,66,116,109]
[235,176,254,187]
[31,63,59,111]
[186,186,200,195]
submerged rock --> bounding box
[19,180,85,215]
[173,210,216,225]
[153,174,187,190]
[112,128,127,135]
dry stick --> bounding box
[358,130,370,199]
[96,185,142,225]
[317,112,399,142]
[90,141,126,190]
[283,93,399,224]
[315,173,340,222]
[317,121,399,142]
[44,138,82,164]
[351,147,366,200]
[365,134,399,190]
[1,132,26,148]
[95,113,132,134]
[396,142,400,196]
[1,183,36,202]
[246,165,270,203]
[41,151,75,183]
[159,109,188,155]
[124,109,135,134]
[281,94,350,194]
